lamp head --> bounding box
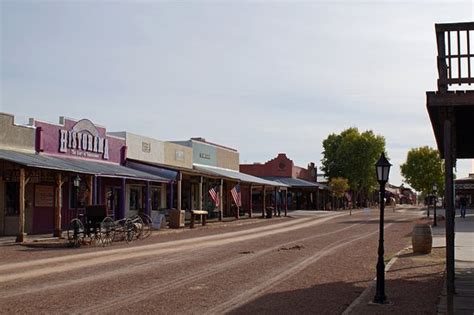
[375,152,391,183]
[73,175,81,188]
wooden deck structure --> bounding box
[426,22,474,314]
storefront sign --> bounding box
[58,119,109,159]
[142,142,151,153]
[35,185,54,207]
[199,153,211,160]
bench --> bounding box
[190,210,208,228]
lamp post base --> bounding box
[369,300,393,306]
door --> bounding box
[106,187,121,219]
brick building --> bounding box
[240,153,330,210]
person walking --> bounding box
[460,196,467,218]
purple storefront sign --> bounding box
[34,117,125,164]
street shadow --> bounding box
[229,276,444,315]
[228,280,367,315]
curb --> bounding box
[21,242,69,249]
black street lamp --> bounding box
[374,152,391,304]
[73,175,81,217]
[433,183,438,227]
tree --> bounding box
[321,127,386,206]
[329,177,349,210]
[400,146,444,197]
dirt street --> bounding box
[0,207,425,314]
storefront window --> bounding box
[151,187,161,210]
[106,187,120,212]
[129,186,142,211]
[5,182,19,216]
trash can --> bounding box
[168,209,185,228]
[151,212,165,230]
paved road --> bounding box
[0,207,424,314]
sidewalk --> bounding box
[434,212,474,314]
[0,234,61,247]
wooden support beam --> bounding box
[16,168,26,243]
[262,186,266,218]
[235,182,240,220]
[177,172,182,211]
[284,190,288,216]
[274,187,279,216]
[54,173,63,237]
[145,181,150,216]
[120,178,126,219]
[249,184,253,218]
[88,176,93,206]
[219,179,223,221]
[444,117,456,314]
[198,176,203,210]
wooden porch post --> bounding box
[444,117,456,302]
[198,176,203,210]
[219,179,223,221]
[284,189,288,216]
[249,184,253,218]
[93,175,98,205]
[53,173,63,237]
[262,186,266,218]
[316,188,320,210]
[145,181,150,216]
[177,172,182,211]
[234,182,239,220]
[274,187,278,216]
[16,168,26,242]
[88,175,93,206]
[120,178,126,219]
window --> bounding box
[151,187,161,210]
[129,186,142,211]
[5,182,19,216]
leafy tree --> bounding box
[329,177,349,198]
[400,146,444,197]
[321,128,386,206]
[329,177,350,210]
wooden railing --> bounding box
[436,22,474,92]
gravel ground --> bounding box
[0,207,428,314]
[346,218,446,315]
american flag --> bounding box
[231,184,241,207]
[209,185,220,207]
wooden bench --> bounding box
[190,210,208,228]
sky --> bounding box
[1,0,473,188]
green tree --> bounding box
[329,177,350,198]
[321,127,386,206]
[400,146,444,197]
[329,177,350,210]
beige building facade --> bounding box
[0,113,36,235]
[0,113,35,153]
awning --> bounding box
[193,163,288,187]
[263,176,329,190]
[126,160,177,182]
[0,149,168,182]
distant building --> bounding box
[455,173,474,209]
[240,153,330,210]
